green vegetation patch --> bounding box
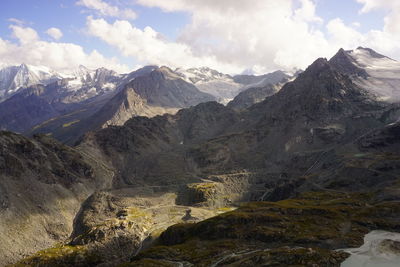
[62,120,80,128]
[13,245,101,267]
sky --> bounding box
[0,0,399,74]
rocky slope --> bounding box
[0,84,61,133]
[89,86,179,129]
[0,131,113,265]
[124,116,400,266]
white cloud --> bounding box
[356,0,400,13]
[92,0,333,73]
[294,0,323,23]
[351,0,400,59]
[46,27,63,40]
[326,18,365,49]
[0,24,129,73]
[127,0,400,73]
[86,16,244,73]
[3,0,400,76]
[357,0,400,34]
[77,0,137,19]
[10,25,39,45]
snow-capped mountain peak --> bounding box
[175,67,232,84]
[344,47,400,102]
[0,63,123,102]
[0,63,60,99]
[350,47,400,75]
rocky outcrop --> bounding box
[16,186,237,266]
[88,86,179,129]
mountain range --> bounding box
[0,63,292,144]
[1,47,400,266]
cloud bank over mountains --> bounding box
[0,24,129,73]
[1,0,400,74]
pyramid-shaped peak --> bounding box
[304,57,330,73]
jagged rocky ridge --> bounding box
[3,47,400,266]
[0,64,289,145]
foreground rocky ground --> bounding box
[13,189,400,266]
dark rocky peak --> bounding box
[290,57,348,90]
[248,55,379,124]
[286,56,371,99]
[302,57,330,74]
[329,48,368,78]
